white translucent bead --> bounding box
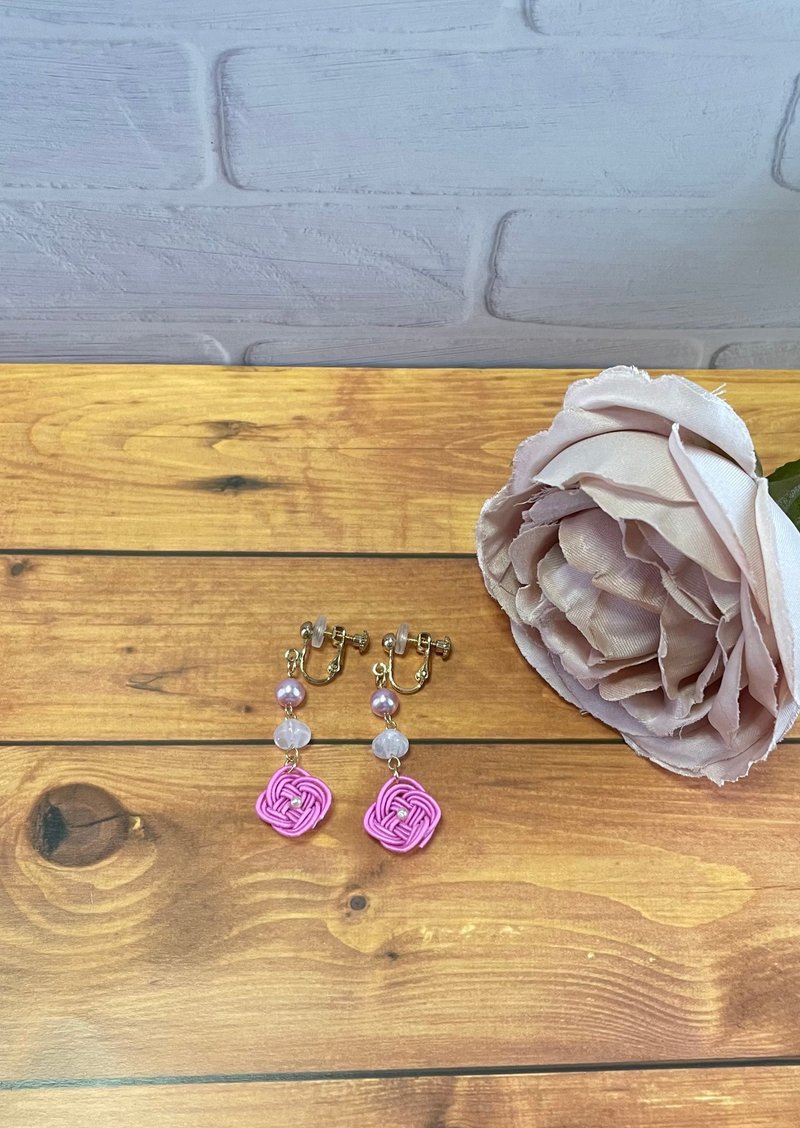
[395,622,410,656]
[273,717,312,750]
[311,615,327,648]
[372,728,409,760]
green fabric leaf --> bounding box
[768,458,800,529]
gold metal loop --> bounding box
[381,628,452,695]
[387,755,402,779]
[297,620,369,686]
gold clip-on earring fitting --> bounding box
[381,622,452,695]
[298,614,370,686]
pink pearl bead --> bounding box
[276,677,306,709]
[371,687,400,717]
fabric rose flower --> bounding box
[476,365,800,784]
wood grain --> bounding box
[0,552,605,741]
[4,1069,800,1128]
[0,365,796,552]
[5,552,799,742]
[1,741,800,1081]
[2,363,799,1114]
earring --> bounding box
[363,624,451,854]
[256,616,369,837]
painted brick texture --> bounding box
[245,332,704,369]
[0,0,498,33]
[488,210,800,328]
[0,328,229,363]
[711,341,800,369]
[221,48,783,197]
[532,1,800,39]
[0,41,203,189]
[0,1,796,367]
[0,204,469,325]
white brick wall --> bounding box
[0,1,798,368]
[0,203,469,324]
[0,41,204,188]
[532,1,800,39]
[487,210,800,327]
[220,48,781,197]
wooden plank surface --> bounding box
[0,365,797,552]
[0,553,606,741]
[1,364,799,1117]
[1,741,800,1080]
[5,553,799,742]
[3,1068,800,1128]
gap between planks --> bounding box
[4,1055,800,1091]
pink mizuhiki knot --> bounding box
[255,765,332,837]
[363,775,441,853]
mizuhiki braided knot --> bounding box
[364,775,441,853]
[255,765,332,837]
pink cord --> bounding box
[364,775,441,853]
[256,765,332,837]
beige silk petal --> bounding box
[624,700,773,782]
[657,597,719,700]
[618,686,712,737]
[538,544,661,660]
[524,486,596,526]
[509,366,758,493]
[511,619,660,739]
[705,572,741,619]
[558,509,666,613]
[509,523,559,587]
[669,427,767,600]
[739,577,778,717]
[636,526,719,624]
[509,620,589,715]
[476,482,534,616]
[597,659,664,702]
[534,602,655,688]
[754,478,800,699]
[532,604,607,688]
[537,544,598,621]
[708,634,746,745]
[585,481,740,582]
[674,646,724,716]
[716,611,743,659]
[537,430,696,503]
[562,367,759,476]
[477,367,800,784]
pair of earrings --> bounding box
[255,616,451,854]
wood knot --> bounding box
[29,784,135,867]
[191,474,276,493]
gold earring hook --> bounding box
[381,624,451,695]
[297,616,369,686]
